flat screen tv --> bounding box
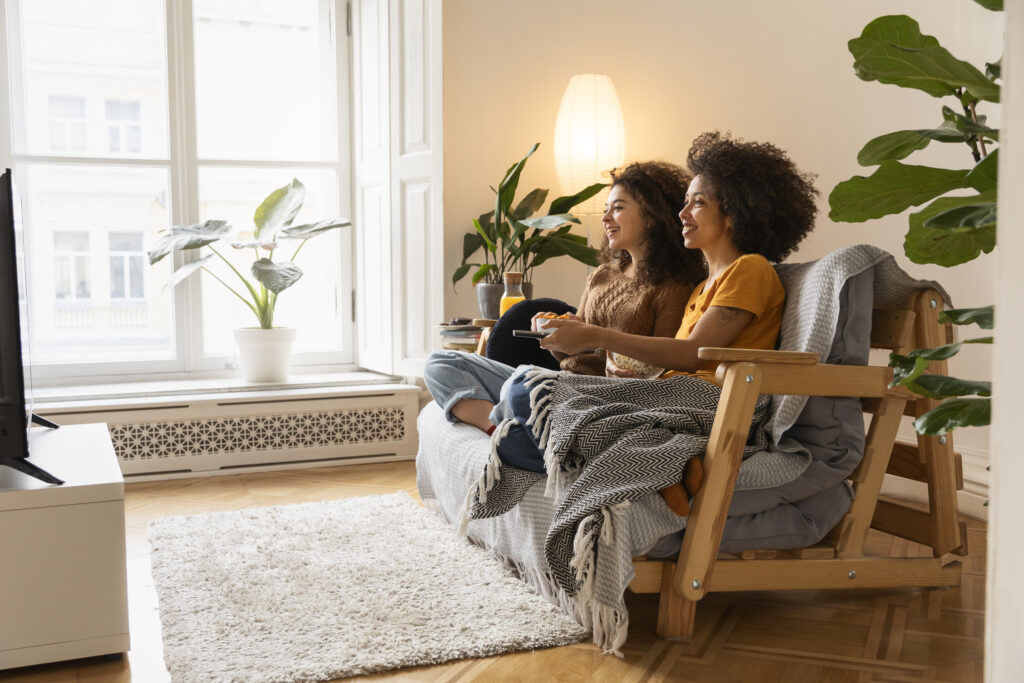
[0,168,62,485]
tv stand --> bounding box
[0,424,129,669]
[0,455,63,485]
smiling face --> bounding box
[602,184,647,257]
[678,174,732,253]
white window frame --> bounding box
[0,0,356,384]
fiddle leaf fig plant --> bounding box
[453,142,606,289]
[148,178,351,329]
[828,0,1000,436]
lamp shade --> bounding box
[553,74,625,214]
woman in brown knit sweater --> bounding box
[423,161,706,434]
[550,162,703,375]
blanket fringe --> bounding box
[568,505,630,657]
[456,419,512,537]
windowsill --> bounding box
[30,370,408,408]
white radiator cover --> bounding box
[33,383,421,476]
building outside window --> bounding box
[3,0,352,378]
[53,230,91,300]
[108,231,145,300]
[104,99,142,154]
[47,95,87,153]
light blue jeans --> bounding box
[422,350,526,425]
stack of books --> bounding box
[438,321,484,352]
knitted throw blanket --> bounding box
[460,369,771,654]
[455,244,950,656]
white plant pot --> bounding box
[233,327,296,383]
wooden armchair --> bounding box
[629,288,966,640]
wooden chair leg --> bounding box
[657,565,696,640]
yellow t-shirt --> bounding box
[662,253,785,381]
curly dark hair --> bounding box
[600,161,706,287]
[686,131,819,263]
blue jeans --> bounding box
[422,350,545,472]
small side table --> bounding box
[0,423,130,670]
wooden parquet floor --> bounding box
[0,460,986,682]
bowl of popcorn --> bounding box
[611,352,664,379]
[534,313,572,334]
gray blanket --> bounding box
[435,244,949,656]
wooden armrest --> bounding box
[697,347,818,364]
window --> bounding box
[104,100,142,154]
[108,232,145,300]
[47,96,87,152]
[53,231,91,300]
[3,0,352,380]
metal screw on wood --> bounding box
[929,299,937,308]
[848,570,856,579]
[745,374,753,383]
[692,579,701,589]
[939,436,948,444]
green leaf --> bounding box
[890,337,991,384]
[828,161,970,222]
[279,218,352,239]
[907,374,991,400]
[922,201,996,231]
[512,187,547,220]
[973,0,1003,11]
[517,213,580,231]
[147,219,231,264]
[161,254,213,292]
[461,232,485,262]
[941,106,999,140]
[857,131,934,166]
[904,190,996,266]
[964,150,998,192]
[940,305,993,329]
[497,143,539,217]
[451,262,473,287]
[251,259,303,293]
[849,15,1000,102]
[229,239,274,250]
[986,59,1001,80]
[471,263,495,285]
[544,235,601,265]
[253,179,305,239]
[856,122,973,165]
[913,397,990,435]
[472,218,497,252]
[549,183,608,215]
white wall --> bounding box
[442,0,1002,473]
[988,0,1024,677]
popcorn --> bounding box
[611,352,663,378]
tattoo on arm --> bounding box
[716,307,742,327]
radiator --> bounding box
[33,383,421,477]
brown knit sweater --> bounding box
[553,261,692,375]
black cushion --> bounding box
[485,297,576,370]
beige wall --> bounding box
[442,0,1002,457]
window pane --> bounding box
[193,0,336,161]
[109,231,144,251]
[16,164,175,363]
[110,257,126,298]
[16,0,168,158]
[197,167,345,356]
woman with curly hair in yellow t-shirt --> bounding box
[540,130,819,380]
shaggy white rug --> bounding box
[147,491,587,682]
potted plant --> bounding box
[452,142,606,318]
[828,2,999,435]
[147,178,351,383]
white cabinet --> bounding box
[0,423,130,669]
